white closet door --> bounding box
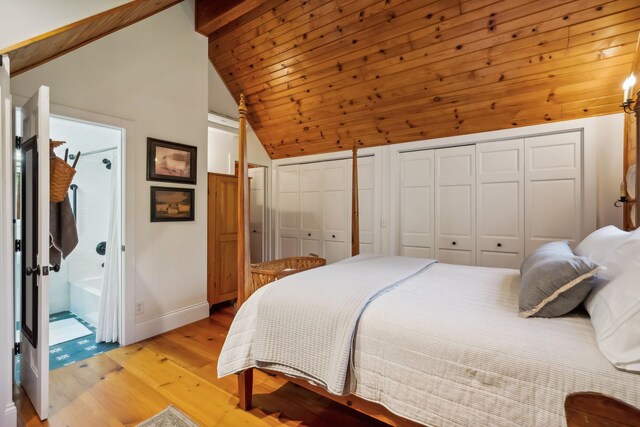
[525,132,582,254]
[357,156,376,254]
[249,167,265,263]
[399,150,435,258]
[277,164,300,258]
[300,163,323,257]
[323,159,349,263]
[476,140,524,269]
[435,145,475,265]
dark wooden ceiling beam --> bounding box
[196,0,265,36]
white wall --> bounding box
[207,125,271,174]
[11,1,210,341]
[0,0,131,49]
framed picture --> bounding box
[150,186,195,222]
[147,138,197,184]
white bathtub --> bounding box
[70,277,102,328]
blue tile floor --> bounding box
[15,311,119,377]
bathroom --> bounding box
[46,115,123,369]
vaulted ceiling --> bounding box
[202,0,640,159]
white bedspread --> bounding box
[250,255,433,394]
[218,261,640,427]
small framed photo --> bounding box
[147,138,197,184]
[150,186,195,222]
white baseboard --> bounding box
[2,403,17,427]
[134,301,209,342]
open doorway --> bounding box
[14,114,124,379]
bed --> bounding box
[223,95,640,427]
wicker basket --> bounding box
[50,157,76,203]
[250,255,326,290]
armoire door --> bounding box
[476,140,524,269]
[323,159,349,263]
[399,150,435,258]
[277,164,300,258]
[435,145,475,265]
[524,132,582,254]
[248,167,265,263]
[300,163,323,257]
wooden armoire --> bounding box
[207,173,238,305]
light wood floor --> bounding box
[15,304,388,427]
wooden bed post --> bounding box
[236,93,253,410]
[352,147,360,256]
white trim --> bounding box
[208,112,239,129]
[0,54,18,427]
[134,301,210,342]
[13,97,138,346]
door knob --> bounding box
[452,241,457,246]
[26,265,40,276]
[308,233,311,237]
[497,243,502,248]
[50,264,60,272]
[332,234,336,238]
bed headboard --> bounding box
[623,34,640,231]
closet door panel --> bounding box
[435,145,475,265]
[525,132,581,254]
[437,248,473,266]
[357,157,376,252]
[478,251,521,269]
[323,159,349,262]
[476,140,524,269]
[300,164,323,257]
[278,164,300,257]
[399,150,434,258]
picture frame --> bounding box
[150,186,195,222]
[147,137,197,184]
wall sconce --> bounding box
[621,74,638,114]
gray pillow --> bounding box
[519,241,603,318]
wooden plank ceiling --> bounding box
[0,0,183,77]
[204,0,640,159]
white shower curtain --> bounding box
[97,156,119,343]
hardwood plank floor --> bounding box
[15,305,388,427]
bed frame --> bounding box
[232,95,640,427]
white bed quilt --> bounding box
[218,262,640,427]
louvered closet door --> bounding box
[525,132,582,254]
[300,163,323,257]
[476,140,524,269]
[323,159,350,263]
[399,150,435,258]
[278,164,300,258]
[435,145,475,265]
[356,156,376,254]
[249,167,265,263]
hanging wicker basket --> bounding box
[250,255,326,291]
[50,157,76,202]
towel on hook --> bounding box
[50,195,78,265]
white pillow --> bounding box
[585,264,640,372]
[597,229,640,280]
[574,226,629,266]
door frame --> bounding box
[0,54,18,427]
[48,104,137,346]
[10,97,138,347]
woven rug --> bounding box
[137,405,199,427]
